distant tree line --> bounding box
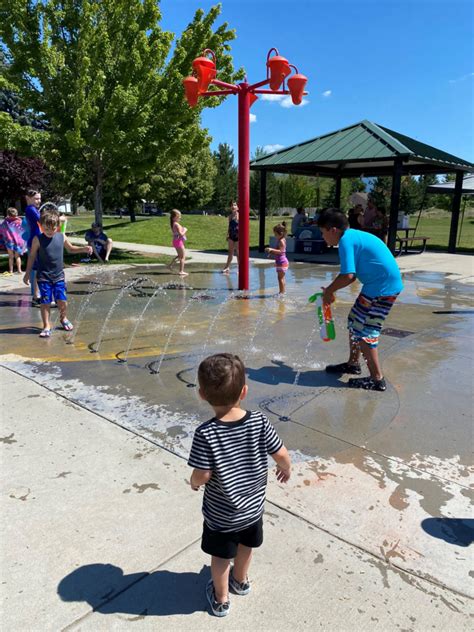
[0,2,466,218]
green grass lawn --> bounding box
[67,214,263,251]
[411,215,473,251]
[0,242,170,274]
[67,212,473,253]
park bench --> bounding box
[395,235,430,256]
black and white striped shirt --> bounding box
[188,410,283,532]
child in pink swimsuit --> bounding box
[169,209,188,276]
[265,221,289,294]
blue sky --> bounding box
[161,0,473,163]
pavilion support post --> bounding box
[388,158,402,253]
[448,170,464,253]
[334,173,342,208]
[258,170,267,253]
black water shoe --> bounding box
[348,376,387,391]
[325,362,361,375]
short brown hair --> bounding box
[7,207,18,217]
[198,353,246,406]
[40,209,60,230]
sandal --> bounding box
[61,319,74,331]
[39,329,51,338]
[348,376,386,391]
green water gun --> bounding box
[309,291,336,341]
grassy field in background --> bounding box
[0,247,171,274]
[67,214,262,251]
[67,212,474,252]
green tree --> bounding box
[249,147,280,213]
[279,174,315,207]
[370,176,392,209]
[154,146,217,211]
[1,1,239,224]
[210,142,237,211]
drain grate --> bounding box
[382,327,414,338]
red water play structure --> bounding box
[183,48,308,290]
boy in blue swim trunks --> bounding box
[317,208,403,391]
[23,210,92,337]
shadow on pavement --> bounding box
[57,563,209,616]
[421,518,474,547]
[247,360,343,388]
[0,326,42,335]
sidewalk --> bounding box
[1,366,472,630]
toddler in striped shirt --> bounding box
[188,353,291,617]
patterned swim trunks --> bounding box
[348,293,399,348]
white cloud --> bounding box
[261,93,309,108]
[322,90,332,97]
[249,113,257,123]
[280,96,309,108]
[261,93,285,102]
[263,144,285,154]
[449,72,474,84]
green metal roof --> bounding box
[250,120,473,175]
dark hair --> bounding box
[317,208,349,231]
[296,207,306,214]
[25,189,40,197]
[198,353,246,407]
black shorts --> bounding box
[201,517,263,559]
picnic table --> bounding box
[395,228,430,256]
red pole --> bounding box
[238,83,250,291]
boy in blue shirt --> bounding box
[84,222,113,263]
[317,208,403,391]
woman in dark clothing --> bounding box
[348,204,364,230]
[222,202,239,274]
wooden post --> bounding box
[448,171,464,253]
[388,159,402,253]
[258,170,267,253]
[334,173,342,208]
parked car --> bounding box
[142,202,163,216]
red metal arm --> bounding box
[247,78,271,91]
[210,79,239,91]
[201,90,237,97]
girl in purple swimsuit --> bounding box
[265,221,289,295]
[169,209,188,276]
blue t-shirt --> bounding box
[338,229,403,298]
[85,229,108,250]
[25,205,41,249]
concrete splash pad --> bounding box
[1,263,472,600]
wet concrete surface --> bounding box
[1,262,473,598]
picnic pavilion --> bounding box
[250,120,474,254]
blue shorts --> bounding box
[38,280,67,304]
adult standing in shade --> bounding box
[24,189,42,305]
[362,197,378,230]
[222,201,239,274]
[291,207,308,236]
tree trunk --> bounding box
[127,197,136,223]
[93,157,103,225]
